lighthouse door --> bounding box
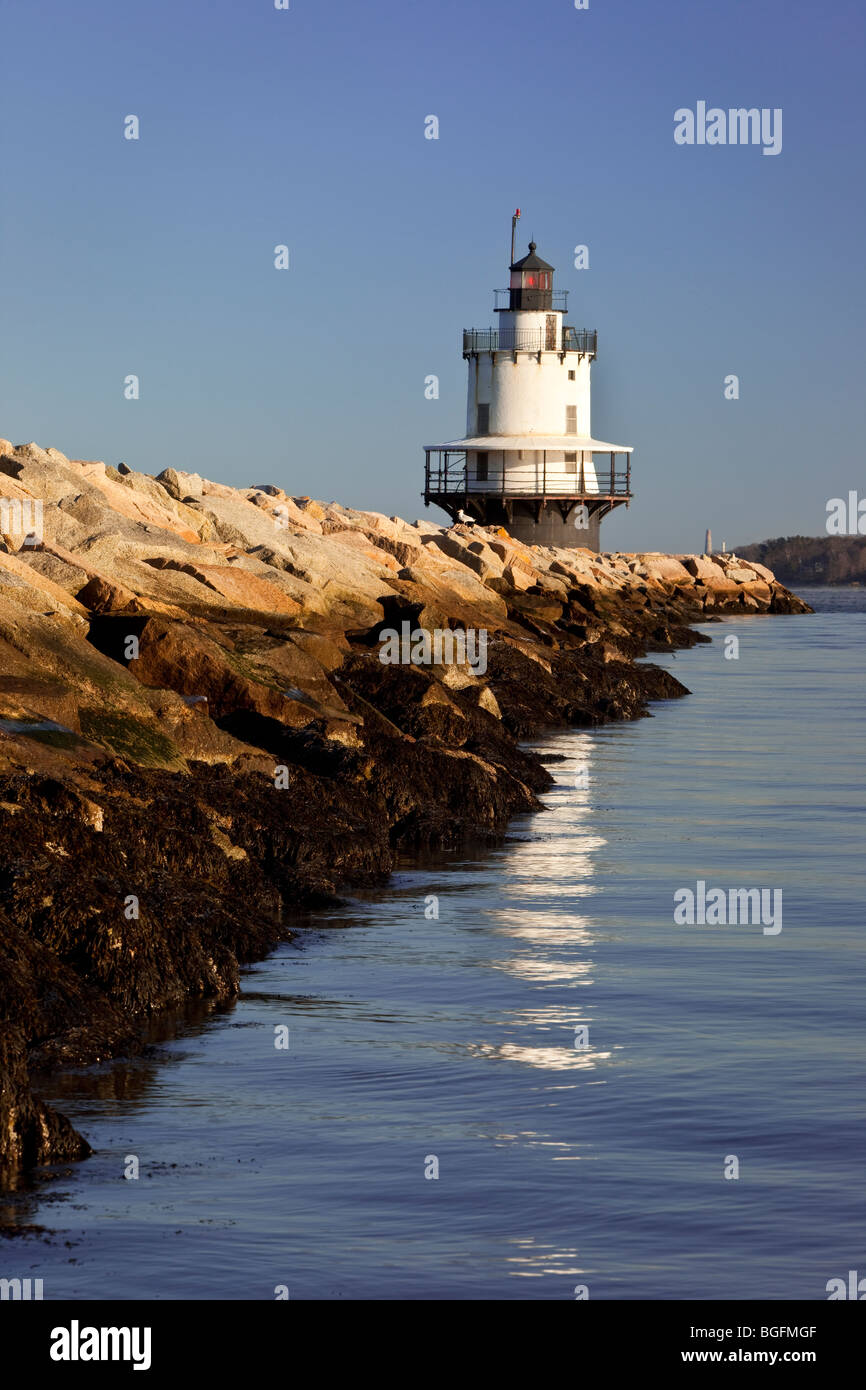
[545,315,557,350]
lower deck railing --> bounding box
[423,450,631,499]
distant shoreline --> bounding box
[735,536,866,588]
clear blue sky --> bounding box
[1,0,864,551]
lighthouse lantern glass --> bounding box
[510,270,551,291]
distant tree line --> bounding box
[735,536,866,586]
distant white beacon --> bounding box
[424,223,633,550]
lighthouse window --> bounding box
[566,405,578,434]
[477,403,490,434]
[568,370,576,381]
[565,452,577,473]
[476,452,489,481]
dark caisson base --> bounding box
[428,495,619,551]
[503,505,602,551]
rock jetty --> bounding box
[0,439,811,1178]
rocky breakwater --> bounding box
[0,439,811,1179]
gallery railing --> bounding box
[462,327,597,356]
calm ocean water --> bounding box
[4,589,864,1299]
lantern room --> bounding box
[504,241,555,311]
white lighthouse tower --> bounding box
[424,228,633,550]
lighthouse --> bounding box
[423,229,633,550]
